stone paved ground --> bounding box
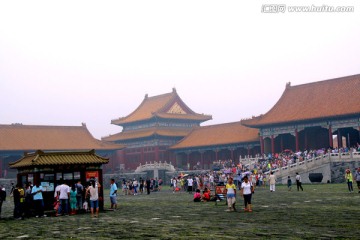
[0,184,359,239]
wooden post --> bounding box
[295,129,299,152]
[260,136,264,155]
[271,135,275,154]
[200,151,204,169]
[155,146,159,162]
[337,129,342,148]
[328,126,333,148]
[186,152,190,170]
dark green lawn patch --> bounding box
[0,184,359,239]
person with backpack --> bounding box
[13,183,25,219]
[75,180,84,212]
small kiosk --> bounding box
[9,149,109,210]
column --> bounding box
[155,146,159,162]
[230,149,234,161]
[215,149,219,161]
[304,131,308,149]
[280,136,284,152]
[0,156,2,178]
[141,148,144,164]
[271,135,275,154]
[247,146,250,157]
[295,129,299,152]
[186,152,190,170]
[199,151,205,169]
[328,126,333,148]
[337,129,342,148]
[260,136,264,155]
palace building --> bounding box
[102,88,212,170]
[242,74,360,154]
[0,123,123,178]
[170,122,260,169]
[3,74,359,175]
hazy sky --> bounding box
[1,1,359,139]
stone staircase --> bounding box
[245,152,360,184]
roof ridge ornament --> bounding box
[286,82,291,88]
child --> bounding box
[83,201,89,212]
[225,178,236,212]
[287,176,292,191]
[193,189,201,202]
[53,196,60,216]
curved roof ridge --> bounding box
[111,90,176,125]
[288,73,360,89]
[111,89,211,125]
[242,73,360,127]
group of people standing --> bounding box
[54,179,101,218]
[121,177,163,195]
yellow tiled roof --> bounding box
[170,122,259,149]
[9,150,109,168]
[0,124,124,151]
[242,74,360,127]
[111,89,211,125]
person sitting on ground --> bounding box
[201,188,211,202]
[193,189,201,202]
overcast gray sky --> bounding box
[1,1,359,139]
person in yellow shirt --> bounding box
[225,178,236,212]
[345,169,353,193]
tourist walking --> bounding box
[133,178,138,195]
[109,178,117,209]
[295,173,303,191]
[225,177,236,212]
[31,181,46,217]
[139,177,144,194]
[146,178,151,195]
[158,178,163,191]
[355,167,360,194]
[345,169,353,193]
[269,172,276,192]
[240,176,254,212]
[187,177,193,193]
[171,177,177,193]
[287,176,292,191]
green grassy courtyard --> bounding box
[0,184,359,239]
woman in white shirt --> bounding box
[240,176,254,212]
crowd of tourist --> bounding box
[0,144,359,220]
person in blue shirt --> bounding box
[31,182,46,217]
[109,178,117,210]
